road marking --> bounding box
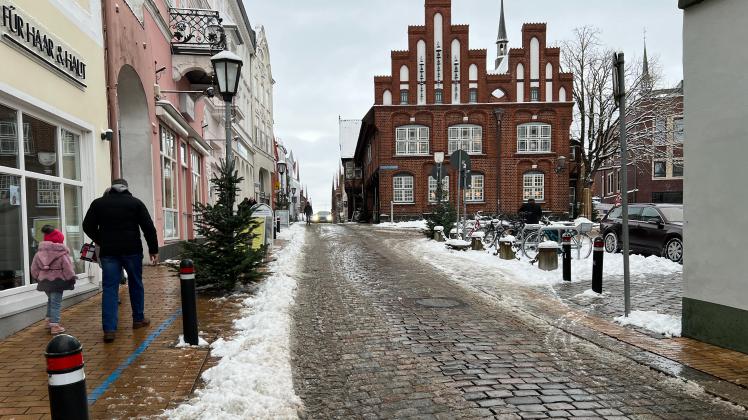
[87,309,182,404]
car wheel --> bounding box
[604,231,619,253]
[664,237,683,263]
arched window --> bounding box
[530,38,540,79]
[465,173,485,202]
[559,86,567,102]
[545,63,553,102]
[448,124,482,154]
[523,171,545,201]
[428,175,449,203]
[516,63,525,102]
[400,65,410,82]
[395,125,429,155]
[383,90,392,105]
[517,123,552,153]
[393,174,414,203]
[469,64,478,81]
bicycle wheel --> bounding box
[522,231,546,259]
[482,229,497,247]
[571,233,593,259]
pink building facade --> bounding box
[103,0,216,258]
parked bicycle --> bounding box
[521,219,594,260]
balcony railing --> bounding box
[170,8,225,55]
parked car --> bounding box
[600,204,683,263]
[311,211,333,223]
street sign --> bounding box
[379,165,399,171]
[449,150,471,172]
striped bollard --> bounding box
[45,334,89,420]
[592,236,604,294]
[180,259,199,346]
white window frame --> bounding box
[36,179,60,208]
[606,172,614,195]
[160,125,179,240]
[673,117,684,142]
[672,159,684,178]
[517,123,552,153]
[428,175,449,203]
[393,174,414,203]
[0,99,90,296]
[652,160,667,179]
[395,125,430,156]
[191,150,201,206]
[523,172,545,201]
[465,174,484,202]
[448,125,483,155]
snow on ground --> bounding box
[413,238,682,287]
[175,335,210,348]
[377,220,428,230]
[614,310,682,338]
[164,224,306,420]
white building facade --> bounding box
[251,27,276,205]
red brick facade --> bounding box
[352,0,574,221]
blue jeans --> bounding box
[100,254,145,332]
[45,291,63,324]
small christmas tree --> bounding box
[182,159,266,292]
[425,178,456,238]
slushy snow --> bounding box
[377,220,428,230]
[614,310,682,338]
[175,335,210,348]
[164,224,307,419]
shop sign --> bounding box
[380,165,399,171]
[1,3,87,87]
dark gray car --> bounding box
[600,204,683,263]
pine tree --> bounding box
[425,179,456,238]
[181,159,267,292]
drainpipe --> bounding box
[101,0,120,179]
[493,109,505,214]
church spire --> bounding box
[641,30,653,93]
[495,0,509,72]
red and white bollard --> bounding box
[45,334,89,420]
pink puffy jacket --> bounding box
[31,242,77,292]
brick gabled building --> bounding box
[352,0,574,222]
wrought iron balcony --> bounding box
[170,8,226,55]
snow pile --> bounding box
[176,335,210,348]
[446,239,471,248]
[575,289,604,299]
[377,220,428,230]
[413,238,682,287]
[164,224,306,419]
[614,310,682,338]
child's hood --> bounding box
[36,242,70,266]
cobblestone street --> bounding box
[290,224,747,419]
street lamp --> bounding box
[277,161,287,209]
[211,50,243,165]
[555,156,567,173]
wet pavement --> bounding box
[290,224,747,419]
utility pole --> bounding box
[613,51,631,317]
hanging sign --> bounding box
[1,2,87,87]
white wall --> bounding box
[683,0,748,311]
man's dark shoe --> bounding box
[103,331,116,343]
[133,318,151,329]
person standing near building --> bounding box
[83,179,158,343]
[518,198,543,224]
[31,226,77,335]
[304,202,313,225]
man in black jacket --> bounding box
[518,198,543,225]
[83,179,158,343]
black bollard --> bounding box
[179,259,199,346]
[592,236,604,293]
[276,217,281,234]
[46,334,89,420]
[562,232,572,282]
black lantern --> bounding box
[211,50,243,102]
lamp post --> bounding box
[210,50,243,165]
[434,152,445,204]
[277,161,287,210]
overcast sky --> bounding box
[243,0,683,211]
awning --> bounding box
[156,100,212,156]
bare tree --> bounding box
[562,26,683,211]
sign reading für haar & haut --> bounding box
[1,2,87,87]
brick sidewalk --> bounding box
[0,266,244,419]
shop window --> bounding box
[62,130,81,181]
[448,125,482,155]
[23,114,56,176]
[0,174,23,291]
[26,179,61,285]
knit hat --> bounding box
[111,178,129,193]
[43,229,65,244]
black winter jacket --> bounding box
[82,190,158,257]
[518,203,543,224]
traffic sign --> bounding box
[430,163,446,180]
[449,150,471,172]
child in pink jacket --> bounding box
[31,225,77,335]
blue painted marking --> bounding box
[87,309,182,404]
